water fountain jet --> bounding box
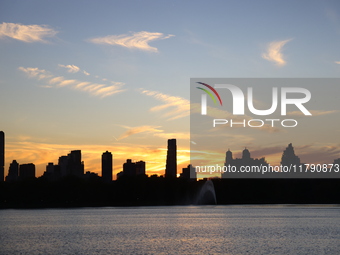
[196,180,217,205]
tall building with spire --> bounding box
[165,139,177,178]
[0,131,4,182]
[281,143,301,166]
[102,151,113,182]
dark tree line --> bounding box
[0,176,340,208]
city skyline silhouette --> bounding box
[1,129,340,182]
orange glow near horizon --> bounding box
[4,137,339,180]
[4,140,191,179]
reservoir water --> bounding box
[0,206,339,254]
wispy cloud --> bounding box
[49,76,64,84]
[335,61,340,65]
[262,39,292,66]
[58,64,80,73]
[139,89,190,120]
[59,64,91,76]
[92,85,123,97]
[58,79,77,87]
[139,88,279,132]
[118,125,163,140]
[154,132,190,140]
[19,67,125,98]
[0,22,57,43]
[18,67,52,80]
[117,125,190,141]
[296,143,340,165]
[89,31,174,52]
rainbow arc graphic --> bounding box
[196,82,223,115]
[196,82,223,106]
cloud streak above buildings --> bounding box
[19,66,125,98]
[0,22,58,43]
[262,39,292,66]
[89,31,174,52]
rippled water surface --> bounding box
[1,206,340,254]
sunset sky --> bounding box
[1,0,340,178]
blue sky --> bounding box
[1,0,340,178]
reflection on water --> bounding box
[0,205,340,254]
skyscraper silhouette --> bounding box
[165,139,177,178]
[67,150,84,177]
[42,162,61,181]
[58,156,68,177]
[19,163,35,180]
[102,151,113,182]
[6,160,19,182]
[281,143,300,166]
[123,159,136,177]
[180,164,196,181]
[117,159,146,179]
[135,160,146,176]
[0,131,4,182]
